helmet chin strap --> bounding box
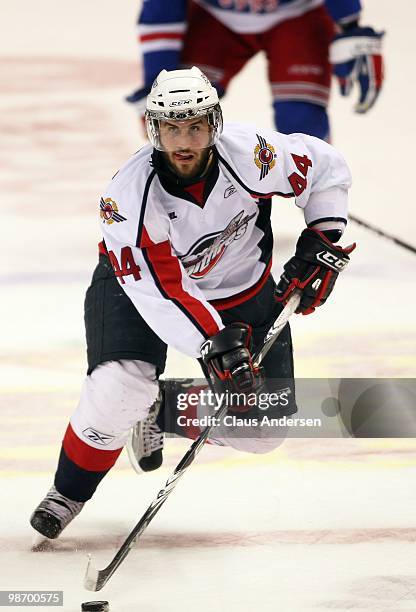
[199,149,214,178]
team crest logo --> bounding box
[180,210,256,279]
[100,197,127,225]
[254,134,277,180]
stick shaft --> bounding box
[350,214,416,255]
[84,293,299,591]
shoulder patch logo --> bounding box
[254,134,277,180]
[100,197,127,225]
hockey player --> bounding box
[126,0,384,140]
[30,68,354,540]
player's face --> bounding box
[159,117,212,178]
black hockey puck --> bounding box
[81,602,109,612]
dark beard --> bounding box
[164,149,212,183]
[151,148,218,187]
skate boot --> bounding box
[30,485,84,539]
[127,386,165,473]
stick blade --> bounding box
[83,554,101,592]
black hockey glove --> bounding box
[200,323,264,401]
[275,228,356,315]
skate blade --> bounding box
[126,431,145,476]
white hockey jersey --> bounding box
[100,123,351,358]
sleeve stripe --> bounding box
[272,82,330,97]
[272,82,330,94]
[308,216,347,227]
[138,23,186,35]
[142,239,221,340]
[140,32,183,42]
[140,40,183,53]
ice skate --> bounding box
[127,387,164,473]
[30,485,84,540]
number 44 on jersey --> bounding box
[108,247,141,283]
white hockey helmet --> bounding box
[145,67,223,151]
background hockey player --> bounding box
[30,67,354,541]
[126,0,384,141]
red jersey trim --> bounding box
[184,180,206,207]
[142,227,221,339]
[98,240,107,256]
[99,239,271,315]
[138,225,155,248]
[209,259,272,311]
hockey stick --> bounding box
[83,291,300,592]
[349,214,416,255]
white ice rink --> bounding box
[1,1,416,610]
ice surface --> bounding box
[1,1,416,610]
